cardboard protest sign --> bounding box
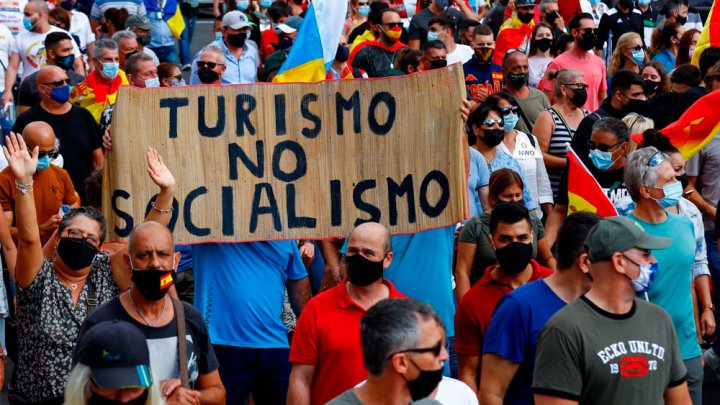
[103,65,469,242]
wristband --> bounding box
[15,180,33,195]
[151,202,173,213]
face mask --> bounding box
[435,0,449,10]
[89,390,149,405]
[474,47,493,63]
[138,34,152,46]
[60,0,74,10]
[569,87,588,108]
[589,148,620,171]
[56,54,75,71]
[404,358,444,401]
[260,0,273,7]
[480,128,504,147]
[345,254,384,286]
[169,78,186,86]
[429,59,447,69]
[643,79,660,95]
[427,31,440,42]
[619,0,634,9]
[23,16,37,31]
[630,48,645,65]
[237,0,250,10]
[277,34,294,50]
[624,256,658,294]
[57,236,99,271]
[131,268,175,301]
[623,98,645,114]
[100,62,120,80]
[638,0,650,5]
[197,67,220,84]
[676,15,687,25]
[545,11,558,24]
[578,32,596,51]
[100,23,109,33]
[504,113,519,130]
[495,241,533,274]
[143,77,160,88]
[49,84,71,103]
[227,32,248,48]
[359,5,370,16]
[689,46,695,58]
[507,72,528,88]
[535,38,552,52]
[36,155,50,171]
[517,11,534,24]
[125,50,139,61]
[383,26,403,41]
[653,180,683,208]
[336,44,350,62]
[214,31,223,42]
[677,173,689,191]
[589,0,599,5]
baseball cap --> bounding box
[73,320,153,389]
[222,10,255,30]
[125,15,153,31]
[277,16,303,34]
[586,216,671,262]
[515,0,536,6]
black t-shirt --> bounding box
[647,87,707,130]
[13,104,101,202]
[77,296,219,389]
[596,7,645,52]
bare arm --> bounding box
[287,277,311,317]
[91,148,104,171]
[455,241,477,302]
[695,275,716,337]
[479,354,521,405]
[544,204,567,248]
[533,111,566,170]
[409,39,421,49]
[73,57,86,76]
[0,209,16,282]
[1,53,19,105]
[664,382,692,405]
[318,238,343,291]
[537,236,556,270]
[458,355,480,393]
[534,395,579,405]
[196,370,225,405]
[687,178,716,221]
[287,363,316,405]
[452,0,481,21]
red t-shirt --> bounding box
[289,278,406,405]
[454,260,553,357]
[541,51,608,112]
[557,0,582,26]
[260,28,279,61]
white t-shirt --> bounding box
[448,44,474,65]
[499,131,554,216]
[355,377,478,405]
[13,25,81,80]
[70,11,95,54]
[528,55,552,88]
[0,0,27,35]
[0,24,13,92]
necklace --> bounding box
[128,286,167,327]
[55,269,85,290]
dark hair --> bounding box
[556,212,601,269]
[48,7,71,31]
[58,207,107,245]
[670,63,702,86]
[489,202,531,234]
[676,29,700,67]
[393,47,422,74]
[268,1,291,21]
[103,7,129,32]
[373,7,397,25]
[428,15,453,33]
[460,19,480,33]
[568,12,593,31]
[640,128,679,154]
[662,0,686,18]
[488,168,524,206]
[368,1,390,26]
[705,61,720,89]
[552,33,574,57]
[125,52,155,76]
[641,61,670,93]
[468,104,503,128]
[45,31,73,50]
[699,46,720,78]
[485,90,518,109]
[529,21,553,56]
[84,169,103,210]
[422,39,446,55]
[610,69,644,94]
[592,117,630,143]
[472,23,493,38]
[157,62,179,82]
[651,21,681,55]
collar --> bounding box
[336,278,401,310]
[85,70,123,103]
[478,259,553,288]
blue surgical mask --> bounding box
[23,15,36,31]
[36,156,50,171]
[626,258,658,294]
[260,0,272,7]
[630,48,645,66]
[144,77,160,88]
[589,149,619,171]
[237,0,250,11]
[215,31,223,41]
[589,0,599,5]
[359,5,370,16]
[638,0,651,5]
[654,180,683,208]
[504,113,519,131]
[50,84,71,103]
[427,31,440,42]
[101,62,120,80]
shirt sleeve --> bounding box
[532,323,583,401]
[454,295,484,357]
[408,16,422,41]
[458,216,479,244]
[534,138,554,204]
[288,301,319,365]
[482,295,527,364]
[285,242,308,281]
[595,13,610,52]
[187,303,220,374]
[90,3,102,20]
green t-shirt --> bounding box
[458,213,545,284]
[533,296,687,404]
[327,390,364,405]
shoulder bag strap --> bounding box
[172,298,189,388]
[86,280,98,316]
[514,98,533,132]
[550,107,576,140]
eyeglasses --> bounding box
[627,45,644,52]
[562,82,589,90]
[387,341,443,360]
[483,118,504,127]
[579,28,599,36]
[587,140,624,152]
[383,22,402,28]
[640,150,667,184]
[41,79,69,87]
[63,228,101,247]
[196,61,223,69]
[31,147,59,160]
[499,106,518,116]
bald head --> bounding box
[36,65,68,87]
[128,221,174,255]
[25,0,48,15]
[22,122,55,151]
[348,222,392,256]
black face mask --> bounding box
[404,358,444,401]
[227,32,247,48]
[507,72,528,88]
[675,15,687,25]
[535,38,552,52]
[197,67,220,84]
[643,79,661,95]
[619,0,634,9]
[623,98,645,114]
[56,54,75,71]
[336,44,350,62]
[517,11,534,24]
[429,59,448,70]
[345,254,384,286]
[124,50,139,61]
[137,34,152,46]
[480,128,505,147]
[569,87,588,108]
[545,11,558,24]
[88,390,148,405]
[59,0,74,10]
[495,241,533,274]
[578,32,596,51]
[277,35,294,51]
[57,237,99,271]
[100,23,108,33]
[677,173,690,191]
[132,269,175,301]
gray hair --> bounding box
[553,68,584,99]
[112,30,137,44]
[125,52,156,76]
[58,207,107,245]
[624,146,668,202]
[93,38,118,60]
[360,298,444,376]
[591,117,630,143]
[199,44,226,65]
[539,0,558,11]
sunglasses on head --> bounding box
[41,79,69,87]
[483,118,504,127]
[499,106,518,116]
[197,61,222,69]
[587,140,624,153]
[640,150,668,183]
[387,340,444,360]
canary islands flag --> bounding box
[162,0,185,39]
[692,0,719,65]
[566,144,618,217]
[272,0,347,83]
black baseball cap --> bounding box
[74,320,153,389]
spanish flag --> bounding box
[692,0,719,65]
[160,272,174,290]
[162,0,185,39]
[631,90,720,160]
[566,144,618,217]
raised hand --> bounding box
[3,132,37,184]
[146,148,176,191]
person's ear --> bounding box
[577,252,591,273]
[173,251,181,271]
[383,251,393,269]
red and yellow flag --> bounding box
[566,145,618,217]
[160,272,174,290]
[692,0,719,65]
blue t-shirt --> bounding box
[469,147,491,217]
[463,56,504,102]
[483,279,565,405]
[628,212,700,360]
[192,241,307,348]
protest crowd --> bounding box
[0,0,717,403]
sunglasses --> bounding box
[41,79,69,87]
[640,150,667,184]
[358,1,370,4]
[587,140,624,153]
[483,118,504,127]
[383,22,402,29]
[32,148,59,160]
[562,82,589,90]
[499,106,518,116]
[579,28,599,35]
[387,341,443,360]
[627,45,644,52]
[197,61,223,69]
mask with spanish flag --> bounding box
[383,25,403,42]
[131,265,175,301]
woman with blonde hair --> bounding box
[622,113,654,135]
[608,32,647,77]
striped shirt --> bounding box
[90,0,146,20]
[547,108,587,197]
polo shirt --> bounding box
[190,39,259,85]
[90,0,146,21]
[454,259,553,357]
[290,278,406,405]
